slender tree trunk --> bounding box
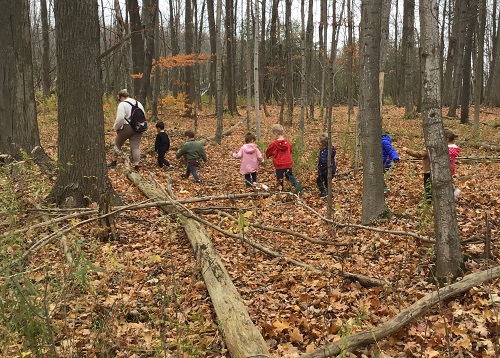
[474,0,486,132]
[285,0,293,124]
[347,0,354,117]
[299,0,306,142]
[254,0,262,140]
[447,0,467,117]
[225,0,237,114]
[128,0,144,97]
[306,0,314,119]
[40,0,51,97]
[151,4,161,120]
[185,0,195,116]
[484,6,500,106]
[378,0,391,117]
[443,0,463,106]
[50,0,114,207]
[360,0,388,225]
[319,0,327,119]
[138,0,158,106]
[207,0,217,103]
[215,0,223,141]
[268,0,279,103]
[245,0,252,131]
[169,0,180,98]
[402,0,416,118]
[460,0,475,124]
[420,0,463,282]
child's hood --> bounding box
[274,139,291,151]
[242,143,258,154]
[381,134,392,144]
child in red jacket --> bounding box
[265,124,302,193]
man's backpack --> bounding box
[124,100,148,132]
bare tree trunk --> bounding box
[306,0,314,119]
[151,4,161,121]
[215,0,223,141]
[484,4,500,106]
[138,0,158,106]
[360,0,388,225]
[285,0,293,124]
[402,0,416,118]
[185,0,195,116]
[319,0,327,120]
[40,0,51,97]
[420,0,463,282]
[0,0,50,167]
[347,0,354,117]
[448,0,468,117]
[460,0,475,124]
[245,0,252,131]
[127,0,144,97]
[474,0,486,132]
[268,0,279,103]
[50,0,114,207]
[254,0,262,140]
[378,0,391,117]
[299,0,306,143]
[225,0,237,114]
[207,0,216,104]
[169,0,180,98]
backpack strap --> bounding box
[123,100,138,125]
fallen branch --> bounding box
[200,120,243,145]
[302,265,500,357]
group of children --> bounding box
[155,121,460,199]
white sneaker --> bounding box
[454,188,461,198]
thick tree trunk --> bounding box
[127,0,144,97]
[420,0,463,281]
[225,0,237,115]
[460,0,475,124]
[0,0,50,166]
[359,0,388,224]
[169,0,180,98]
[49,0,114,207]
[207,0,217,102]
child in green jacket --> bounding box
[176,130,207,183]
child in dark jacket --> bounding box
[265,124,302,193]
[317,134,336,198]
[176,130,207,183]
[155,122,173,170]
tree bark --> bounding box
[402,0,416,118]
[215,0,223,141]
[138,0,158,106]
[254,0,262,140]
[474,0,486,132]
[169,0,180,98]
[484,4,500,106]
[420,0,463,281]
[127,0,145,97]
[207,0,217,102]
[460,0,475,124]
[184,0,195,116]
[0,0,50,167]
[378,0,391,117]
[49,0,114,207]
[40,0,52,97]
[359,0,388,224]
[225,0,237,115]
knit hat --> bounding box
[444,128,458,140]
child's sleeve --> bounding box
[256,148,264,162]
[233,148,243,159]
[265,143,274,158]
[154,134,159,151]
[165,134,170,152]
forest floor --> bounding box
[1,102,500,357]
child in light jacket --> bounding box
[233,133,264,187]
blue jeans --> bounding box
[185,162,200,181]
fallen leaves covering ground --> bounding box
[1,103,499,357]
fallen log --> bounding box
[302,265,500,357]
[125,170,270,358]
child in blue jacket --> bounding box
[382,134,399,171]
[317,134,337,197]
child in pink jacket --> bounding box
[233,132,264,187]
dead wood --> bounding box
[124,171,271,358]
[302,265,500,357]
[339,272,388,288]
[200,120,243,145]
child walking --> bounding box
[317,134,336,198]
[265,124,302,193]
[445,128,461,197]
[176,130,207,183]
[382,133,400,192]
[233,132,264,187]
[154,121,174,170]
[402,144,431,201]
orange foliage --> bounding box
[155,53,212,69]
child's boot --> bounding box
[276,179,284,191]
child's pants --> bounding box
[157,149,170,168]
[244,172,257,187]
[275,168,297,188]
[185,162,200,181]
[316,172,332,195]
